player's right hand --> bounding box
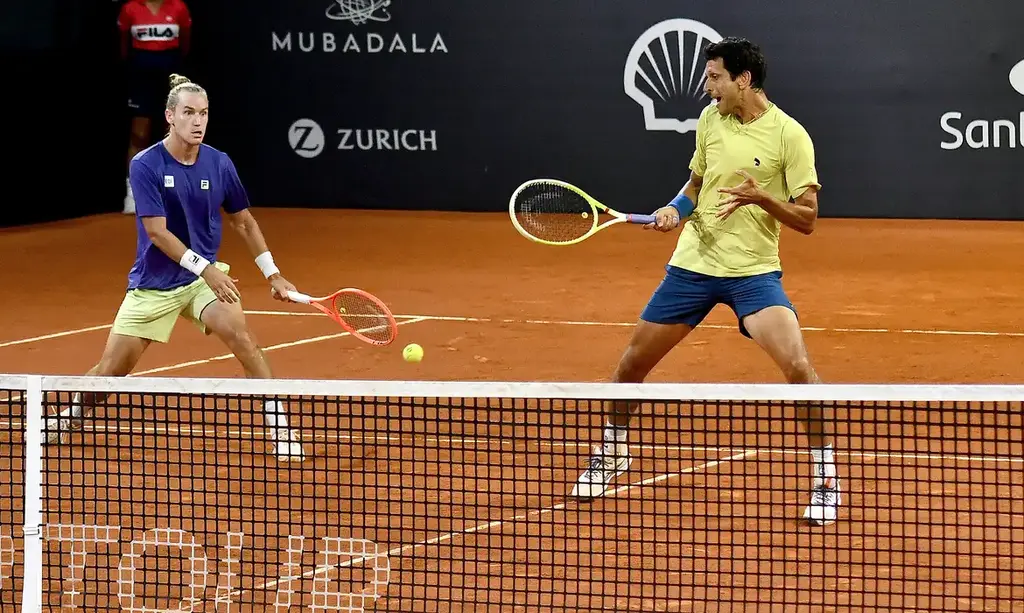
[202,266,241,304]
[644,206,681,232]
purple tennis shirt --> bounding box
[126,141,250,291]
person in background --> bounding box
[118,0,192,214]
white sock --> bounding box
[263,400,292,438]
[602,422,629,456]
[603,421,628,443]
[811,444,837,487]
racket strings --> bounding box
[332,293,395,344]
[513,183,597,243]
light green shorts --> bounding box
[111,261,232,343]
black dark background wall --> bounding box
[3,0,1022,227]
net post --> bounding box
[20,374,43,613]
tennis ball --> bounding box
[403,343,424,363]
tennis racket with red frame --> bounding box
[286,288,398,346]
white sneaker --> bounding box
[273,428,306,462]
[803,477,842,526]
[263,400,306,461]
[41,400,85,445]
[571,443,632,499]
[123,178,135,214]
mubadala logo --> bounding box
[272,0,448,54]
[624,18,723,134]
[939,60,1024,150]
[288,119,437,158]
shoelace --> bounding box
[811,484,837,506]
[586,453,612,475]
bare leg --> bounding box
[740,306,832,448]
[200,300,273,379]
[605,319,695,427]
[200,300,306,461]
[741,305,840,525]
[571,319,694,498]
[46,333,150,443]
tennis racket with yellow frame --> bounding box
[508,179,656,246]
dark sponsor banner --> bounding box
[189,0,1023,219]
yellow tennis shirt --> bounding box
[669,101,822,277]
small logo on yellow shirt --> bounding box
[754,157,761,167]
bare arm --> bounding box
[141,216,192,264]
[225,209,298,301]
[647,170,702,232]
[757,187,818,235]
[679,170,703,207]
[717,171,819,235]
[226,209,275,270]
[141,216,241,303]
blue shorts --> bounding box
[639,265,796,338]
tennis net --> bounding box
[0,374,1022,612]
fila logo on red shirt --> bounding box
[132,24,180,42]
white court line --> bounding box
[247,311,1024,339]
[132,316,428,376]
[200,449,756,609]
[3,310,1022,402]
[0,317,429,402]
[5,311,1024,350]
[0,311,425,348]
[0,324,114,349]
[9,419,1022,466]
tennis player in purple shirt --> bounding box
[45,74,305,461]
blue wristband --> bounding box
[667,194,695,218]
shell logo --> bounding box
[1010,59,1024,96]
[624,19,724,134]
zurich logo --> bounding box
[288,119,325,159]
[624,18,724,134]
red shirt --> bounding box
[118,0,191,53]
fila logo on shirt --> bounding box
[201,180,210,190]
[132,24,180,42]
[164,175,175,188]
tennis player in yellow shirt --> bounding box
[572,37,840,526]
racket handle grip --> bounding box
[628,214,657,224]
[286,290,313,304]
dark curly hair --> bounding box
[703,37,767,89]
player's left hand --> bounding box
[269,275,298,302]
[716,170,765,218]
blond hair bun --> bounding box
[168,73,191,89]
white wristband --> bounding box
[179,249,210,276]
[255,251,280,279]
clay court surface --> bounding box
[1,211,1023,612]
[3,210,1024,382]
